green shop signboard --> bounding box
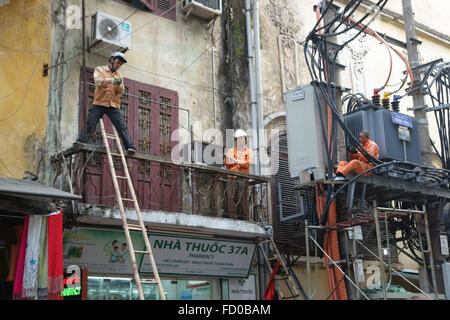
[63,228,145,275]
[140,234,256,278]
[63,228,256,278]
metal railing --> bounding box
[53,144,271,224]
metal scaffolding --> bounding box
[304,201,439,300]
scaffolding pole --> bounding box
[372,201,387,300]
[305,220,311,299]
[306,229,370,300]
[306,205,437,300]
[424,207,440,300]
[356,239,434,299]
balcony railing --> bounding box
[53,143,271,224]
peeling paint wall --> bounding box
[0,0,51,178]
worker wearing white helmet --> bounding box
[223,129,253,219]
[224,129,253,174]
[77,52,137,154]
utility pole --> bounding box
[402,0,433,167]
[403,0,444,298]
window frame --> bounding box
[112,0,177,21]
[78,67,180,212]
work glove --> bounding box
[347,145,358,154]
[113,77,123,85]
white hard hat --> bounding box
[110,51,127,63]
[234,129,248,138]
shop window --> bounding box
[86,277,212,300]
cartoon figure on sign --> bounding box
[111,247,121,263]
[104,240,121,263]
[118,243,129,264]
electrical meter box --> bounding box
[285,83,328,181]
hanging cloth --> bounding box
[47,211,63,300]
[37,217,48,299]
[22,215,43,299]
[13,216,29,300]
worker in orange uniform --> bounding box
[224,129,253,174]
[223,129,253,219]
[334,130,379,180]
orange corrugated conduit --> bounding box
[314,5,348,300]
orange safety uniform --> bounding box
[224,147,253,174]
[337,139,379,176]
[92,65,125,108]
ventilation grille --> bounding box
[158,0,171,11]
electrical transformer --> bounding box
[344,104,378,147]
[343,107,421,165]
[285,83,328,182]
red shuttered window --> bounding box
[78,69,179,212]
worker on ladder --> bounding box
[77,52,137,154]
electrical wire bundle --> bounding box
[300,1,450,299]
[342,92,372,114]
[303,0,388,228]
[426,62,450,169]
[303,1,450,226]
[424,61,450,242]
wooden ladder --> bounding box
[99,118,166,300]
[258,237,306,300]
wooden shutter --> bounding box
[78,69,179,211]
[155,0,176,21]
[138,0,155,11]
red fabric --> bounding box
[13,216,29,300]
[264,259,281,300]
[47,211,64,300]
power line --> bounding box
[0,54,41,122]
[46,0,183,70]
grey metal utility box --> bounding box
[285,84,328,180]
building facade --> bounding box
[1,0,450,300]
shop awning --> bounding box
[0,178,81,201]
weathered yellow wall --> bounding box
[0,0,51,178]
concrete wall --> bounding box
[0,0,51,178]
[54,0,226,151]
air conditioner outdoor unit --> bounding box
[182,0,222,21]
[91,11,131,52]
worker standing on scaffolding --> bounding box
[77,52,137,154]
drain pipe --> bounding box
[245,0,259,175]
[246,0,267,300]
[252,0,266,176]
